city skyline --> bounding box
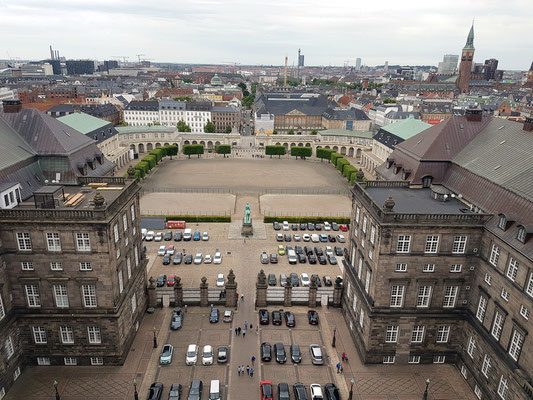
[2,0,532,70]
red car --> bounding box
[167,275,176,287]
[339,224,348,232]
[260,380,273,400]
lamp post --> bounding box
[348,378,355,400]
[153,327,157,348]
[133,378,139,400]
[332,327,337,348]
[423,378,430,400]
[54,380,60,400]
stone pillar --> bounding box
[333,277,343,308]
[225,269,238,308]
[147,276,157,308]
[173,276,183,307]
[200,276,209,307]
[256,269,268,308]
[284,280,292,307]
[308,275,317,308]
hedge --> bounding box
[316,147,335,162]
[343,165,357,180]
[263,216,350,224]
[336,157,349,173]
[330,152,342,165]
[142,155,157,169]
[143,215,231,222]
[290,146,312,159]
[183,144,204,158]
[215,144,231,157]
[265,145,286,158]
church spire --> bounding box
[464,22,475,50]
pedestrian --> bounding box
[238,366,241,376]
[235,327,238,336]
[342,352,346,362]
[340,365,344,374]
[238,327,242,335]
[256,325,259,335]
[242,329,246,338]
[250,323,253,330]
[246,365,250,375]
[244,321,248,330]
[251,356,256,366]
[241,294,244,301]
[336,363,341,373]
[250,368,254,377]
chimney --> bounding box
[465,108,482,122]
[2,100,22,113]
[524,116,533,132]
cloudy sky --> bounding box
[1,0,531,70]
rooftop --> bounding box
[116,126,176,134]
[319,129,374,138]
[379,116,431,140]
[57,112,110,135]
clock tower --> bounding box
[457,23,475,93]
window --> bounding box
[0,388,4,400]
[498,215,507,230]
[82,285,97,308]
[364,269,371,293]
[508,330,524,361]
[382,355,395,364]
[489,244,500,266]
[476,296,487,322]
[436,326,450,343]
[355,207,360,223]
[485,273,492,286]
[125,236,129,247]
[359,309,364,328]
[450,264,462,273]
[37,357,50,365]
[408,355,421,364]
[352,294,357,312]
[461,365,467,379]
[370,225,376,244]
[501,288,510,302]
[46,232,61,251]
[491,311,504,340]
[397,235,411,253]
[474,385,482,399]
[423,263,435,272]
[91,357,104,365]
[417,285,432,308]
[60,326,74,344]
[113,224,119,243]
[395,263,407,272]
[433,355,445,363]
[467,336,476,358]
[346,282,352,299]
[53,284,69,308]
[497,376,508,399]
[122,214,128,232]
[411,326,424,343]
[452,236,467,254]
[88,326,101,344]
[50,262,63,271]
[131,293,137,314]
[0,295,4,321]
[425,235,439,253]
[25,284,40,307]
[17,232,32,250]
[520,305,530,320]
[443,286,458,308]
[134,246,139,266]
[481,355,491,377]
[33,326,47,344]
[127,257,132,279]
[362,216,367,233]
[5,336,14,359]
[385,326,399,343]
[506,258,518,282]
[21,261,34,271]
[80,262,92,271]
[390,285,404,307]
[118,270,124,293]
[64,357,77,366]
[517,227,526,243]
[76,233,91,251]
[357,257,363,279]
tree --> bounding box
[242,89,250,97]
[336,158,349,174]
[272,130,278,135]
[383,98,396,104]
[183,144,204,159]
[242,94,255,108]
[343,165,357,182]
[182,78,193,83]
[316,147,335,162]
[291,146,312,160]
[204,121,215,133]
[225,125,232,133]
[177,120,191,132]
[164,144,179,159]
[311,130,318,135]
[288,129,295,135]
[215,144,231,158]
[237,82,247,91]
[173,96,195,102]
[265,145,286,159]
[330,152,343,166]
[118,121,128,126]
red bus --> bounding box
[166,220,186,229]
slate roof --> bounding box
[125,101,159,111]
[212,106,239,113]
[385,111,421,120]
[254,93,328,116]
[323,108,370,121]
[57,112,110,135]
[0,115,36,170]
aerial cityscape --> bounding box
[0,1,532,400]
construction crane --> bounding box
[136,54,146,63]
[112,56,129,63]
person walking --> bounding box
[340,365,344,374]
[244,321,248,330]
[242,329,246,338]
[238,366,241,376]
[255,325,259,335]
[235,328,238,336]
[250,323,253,330]
[237,327,242,336]
[342,352,346,362]
[246,365,250,375]
[336,363,341,373]
[241,294,244,301]
[250,368,254,378]
[251,356,256,366]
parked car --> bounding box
[202,345,213,365]
[309,344,324,365]
[159,344,174,365]
[164,231,173,241]
[261,252,269,264]
[336,234,345,243]
[273,221,281,230]
[194,253,202,264]
[310,384,324,400]
[284,234,292,242]
[328,255,338,265]
[260,380,273,400]
[325,246,333,257]
[276,233,284,242]
[147,382,163,400]
[293,383,308,400]
[284,311,296,327]
[155,232,163,242]
[170,313,183,330]
[278,245,286,255]
[308,254,317,264]
[311,234,319,243]
[272,310,282,325]
[213,252,222,264]
[298,253,307,263]
[319,234,328,242]
[204,254,212,264]
[158,245,167,256]
[280,274,288,287]
[278,383,291,400]
[307,222,315,230]
[328,234,336,242]
[186,344,198,365]
[167,245,175,255]
[282,221,290,231]
[290,272,299,287]
[183,229,192,241]
[339,224,348,232]
[162,254,171,265]
[187,380,202,400]
[318,255,327,265]
[184,254,193,264]
[173,252,183,265]
[323,276,332,286]
[274,343,286,364]
[145,231,155,241]
[331,222,339,231]
[217,346,228,363]
[291,224,298,231]
[268,273,277,286]
[302,233,311,242]
[259,309,270,325]
[156,274,166,287]
[261,342,272,361]
[314,247,323,256]
[216,274,224,287]
[202,232,209,241]
[324,383,341,400]
[308,310,319,325]
[270,254,278,264]
[323,222,331,231]
[209,308,219,323]
[291,344,302,363]
[167,275,176,287]
[301,273,310,286]
[223,310,233,322]
[311,274,322,287]
[334,246,343,256]
[173,231,183,241]
[294,234,301,241]
[168,383,182,400]
[315,223,323,231]
[193,231,201,241]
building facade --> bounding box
[211,106,240,133]
[457,25,475,93]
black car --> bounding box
[273,221,281,230]
[331,222,339,231]
[147,382,163,400]
[318,255,327,265]
[291,224,298,231]
[323,276,333,286]
[308,254,317,264]
[173,252,183,265]
[308,310,319,325]
[293,383,308,400]
[328,234,336,242]
[164,231,173,241]
[328,255,338,265]
[272,310,282,325]
[209,308,219,323]
[268,273,277,286]
[311,274,322,287]
[156,274,166,287]
[284,311,296,327]
[274,343,286,363]
[184,254,193,264]
[173,232,183,241]
[307,222,315,230]
[297,253,307,263]
[325,383,341,400]
[217,346,229,363]
[290,344,302,363]
[299,223,306,230]
[278,383,291,400]
[314,247,323,256]
[334,246,343,256]
[259,309,270,325]
[261,342,272,361]
[162,254,171,265]
[295,245,303,254]
[304,246,314,256]
[284,234,292,242]
[188,380,202,400]
[168,383,182,400]
[290,273,299,287]
[315,223,322,231]
[270,254,278,264]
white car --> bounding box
[323,222,331,231]
[145,231,155,241]
[311,234,320,243]
[301,273,310,286]
[325,246,333,257]
[302,234,311,242]
[202,232,209,241]
[282,221,289,231]
[310,383,324,400]
[154,232,163,242]
[216,274,224,287]
[202,345,213,365]
[336,234,346,243]
[186,344,198,365]
[158,245,166,256]
[194,253,203,264]
[213,252,222,264]
[293,234,301,241]
[276,233,284,241]
[166,245,175,255]
[204,254,212,264]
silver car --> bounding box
[159,344,174,365]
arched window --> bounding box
[498,214,507,230]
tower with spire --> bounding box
[457,23,475,93]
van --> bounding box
[183,229,192,241]
[141,228,147,240]
[287,249,297,264]
[209,380,220,400]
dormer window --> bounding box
[498,214,507,230]
[517,227,526,243]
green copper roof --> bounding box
[380,116,431,140]
[57,112,109,135]
[319,129,374,138]
[463,24,475,50]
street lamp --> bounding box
[153,327,157,349]
[423,378,430,400]
[133,378,139,400]
[54,380,60,400]
[332,327,337,348]
[348,378,355,400]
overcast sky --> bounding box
[1,0,531,70]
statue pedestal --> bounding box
[241,222,253,236]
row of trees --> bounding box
[182,144,232,158]
[132,145,179,180]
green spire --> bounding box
[464,23,475,50]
